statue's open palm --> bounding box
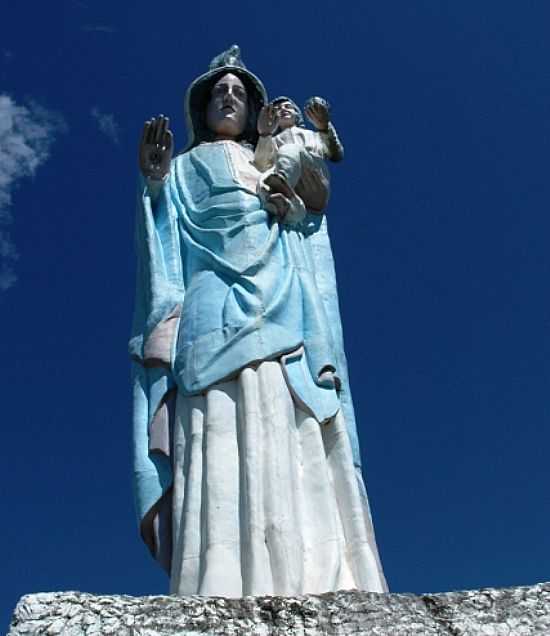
[139,115,173,180]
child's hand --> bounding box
[305,97,331,131]
[257,104,278,137]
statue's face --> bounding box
[206,73,248,139]
[275,100,297,130]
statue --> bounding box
[131,45,387,597]
[254,96,344,225]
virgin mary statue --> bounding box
[130,46,388,597]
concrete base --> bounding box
[7,583,550,635]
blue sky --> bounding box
[2,0,550,626]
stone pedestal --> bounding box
[8,583,550,635]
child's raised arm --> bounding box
[254,103,278,171]
[305,97,344,162]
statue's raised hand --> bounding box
[139,115,173,180]
[304,97,331,132]
[257,104,278,137]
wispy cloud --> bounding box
[91,107,120,145]
[0,95,66,290]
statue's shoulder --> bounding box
[171,150,195,173]
[299,127,320,144]
[175,142,219,161]
[173,151,189,165]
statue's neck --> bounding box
[213,134,238,142]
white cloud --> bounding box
[91,107,120,145]
[0,95,66,290]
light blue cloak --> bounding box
[130,142,362,561]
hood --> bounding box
[183,45,268,150]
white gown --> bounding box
[169,360,387,597]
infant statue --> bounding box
[254,96,344,224]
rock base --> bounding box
[8,583,550,635]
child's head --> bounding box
[271,96,304,131]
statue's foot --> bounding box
[260,172,306,225]
[266,192,290,220]
[264,172,296,201]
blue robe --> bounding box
[130,141,362,548]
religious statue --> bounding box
[254,96,344,226]
[130,45,388,597]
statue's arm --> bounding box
[254,134,277,171]
[305,97,344,163]
[254,104,279,171]
[142,176,168,208]
[320,123,344,163]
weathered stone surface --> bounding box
[7,583,550,635]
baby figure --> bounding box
[254,96,344,224]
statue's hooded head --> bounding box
[184,45,268,150]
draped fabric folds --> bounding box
[170,361,387,596]
[130,140,387,594]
